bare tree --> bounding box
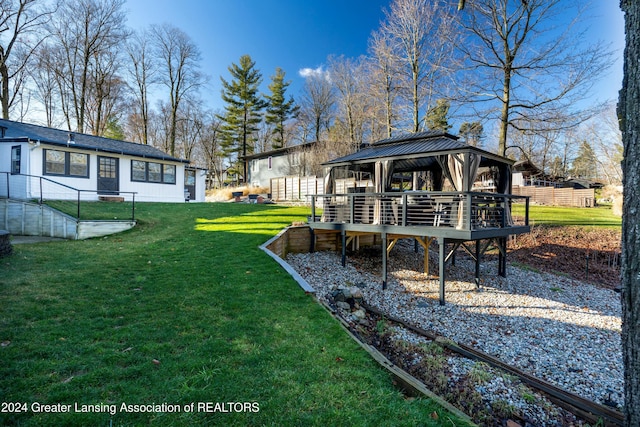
[328,55,368,151]
[0,0,56,119]
[85,49,126,135]
[151,23,204,157]
[379,0,457,133]
[48,0,128,134]
[298,70,335,143]
[458,0,614,156]
[618,2,640,424]
[198,112,225,188]
[582,103,623,186]
[125,28,157,144]
[29,44,59,126]
[176,99,205,161]
[367,29,401,138]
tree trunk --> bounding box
[619,1,640,426]
[498,65,512,157]
[1,61,9,119]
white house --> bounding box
[244,142,315,188]
[0,119,206,202]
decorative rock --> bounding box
[352,308,366,320]
[350,286,363,300]
[285,239,624,411]
[331,289,346,302]
[335,301,351,311]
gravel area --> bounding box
[285,240,623,413]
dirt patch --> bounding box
[507,225,621,289]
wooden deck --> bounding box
[308,191,530,305]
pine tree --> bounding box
[265,67,298,149]
[459,121,484,147]
[424,98,451,132]
[570,141,597,179]
[218,55,267,182]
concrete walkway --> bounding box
[10,236,67,244]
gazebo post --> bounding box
[475,239,481,289]
[438,237,446,305]
[498,237,507,277]
[382,232,388,290]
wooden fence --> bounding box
[270,176,324,201]
[270,177,596,208]
[512,186,595,207]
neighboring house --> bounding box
[0,119,206,202]
[244,142,315,188]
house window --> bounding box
[163,164,176,184]
[70,153,88,176]
[131,160,176,184]
[132,160,146,181]
[44,149,89,177]
[290,152,299,167]
[148,162,162,182]
[268,156,272,170]
[11,146,20,174]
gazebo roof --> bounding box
[324,131,512,170]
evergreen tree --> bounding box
[459,121,483,147]
[265,67,298,149]
[424,98,451,132]
[570,140,597,179]
[218,55,266,182]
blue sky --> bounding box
[124,0,625,113]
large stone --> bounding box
[349,286,363,300]
[336,301,351,311]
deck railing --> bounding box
[0,172,136,221]
[308,191,529,231]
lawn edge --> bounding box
[260,226,476,426]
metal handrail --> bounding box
[0,172,137,221]
[309,191,529,231]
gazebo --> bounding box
[308,131,530,305]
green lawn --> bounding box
[513,203,621,229]
[0,202,470,426]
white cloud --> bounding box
[298,66,330,80]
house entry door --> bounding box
[97,156,119,195]
[185,168,196,201]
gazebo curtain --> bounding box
[437,153,481,228]
[373,160,393,224]
[321,168,334,222]
[495,163,514,226]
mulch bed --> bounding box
[507,225,621,290]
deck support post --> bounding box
[341,230,346,267]
[498,237,507,277]
[382,232,388,290]
[309,228,316,253]
[438,237,446,305]
[475,239,481,289]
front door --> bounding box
[97,156,119,195]
[185,168,196,201]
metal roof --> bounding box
[325,131,510,166]
[0,118,189,163]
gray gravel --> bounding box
[285,240,623,413]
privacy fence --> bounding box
[269,176,324,202]
[511,186,595,207]
[269,174,596,208]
